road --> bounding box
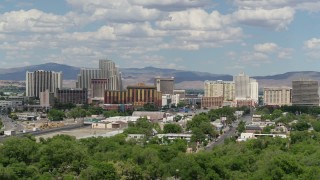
[1,115,26,132]
[205,115,252,150]
[1,115,15,131]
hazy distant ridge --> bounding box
[0,63,319,89]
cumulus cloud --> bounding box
[254,43,279,53]
[129,0,213,11]
[0,9,72,33]
[67,0,162,22]
[304,38,320,49]
[232,7,295,30]
[157,9,231,30]
[304,38,320,59]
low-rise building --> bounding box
[102,116,141,123]
[245,125,262,133]
[92,121,127,129]
[201,96,224,109]
[157,133,192,142]
[237,133,287,141]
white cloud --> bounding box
[232,7,295,31]
[157,9,231,30]
[129,0,213,11]
[304,38,320,59]
[278,48,293,59]
[67,0,161,22]
[254,43,278,53]
[304,38,320,49]
[297,2,320,12]
[0,9,72,33]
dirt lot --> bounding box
[35,126,124,141]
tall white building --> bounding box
[249,79,259,103]
[76,59,122,91]
[76,69,101,89]
[234,73,259,103]
[26,70,63,98]
[99,60,122,91]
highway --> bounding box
[205,115,252,150]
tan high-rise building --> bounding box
[155,77,174,95]
[204,80,235,101]
[263,87,292,106]
[204,80,224,97]
[223,81,235,101]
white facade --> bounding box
[234,73,258,103]
[26,70,63,98]
[101,116,141,123]
[172,94,180,106]
[162,94,172,106]
[156,133,192,141]
[250,79,259,103]
[234,73,250,99]
[76,68,101,89]
[76,59,122,91]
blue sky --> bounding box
[0,0,320,76]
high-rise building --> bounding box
[204,80,235,101]
[55,88,88,105]
[40,89,55,107]
[155,77,174,94]
[234,72,258,103]
[224,81,236,101]
[90,79,109,99]
[26,70,62,98]
[99,59,122,90]
[292,80,319,106]
[234,72,250,99]
[204,80,224,97]
[104,83,162,108]
[249,79,259,103]
[263,87,292,106]
[76,59,122,92]
[76,68,101,89]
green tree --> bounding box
[47,109,65,121]
[177,101,186,108]
[80,162,118,180]
[39,135,88,174]
[163,124,182,134]
[237,121,246,134]
[143,103,158,111]
[312,121,320,132]
[67,108,81,121]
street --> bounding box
[205,115,252,150]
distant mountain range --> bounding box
[0,63,319,89]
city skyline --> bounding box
[1,1,320,75]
